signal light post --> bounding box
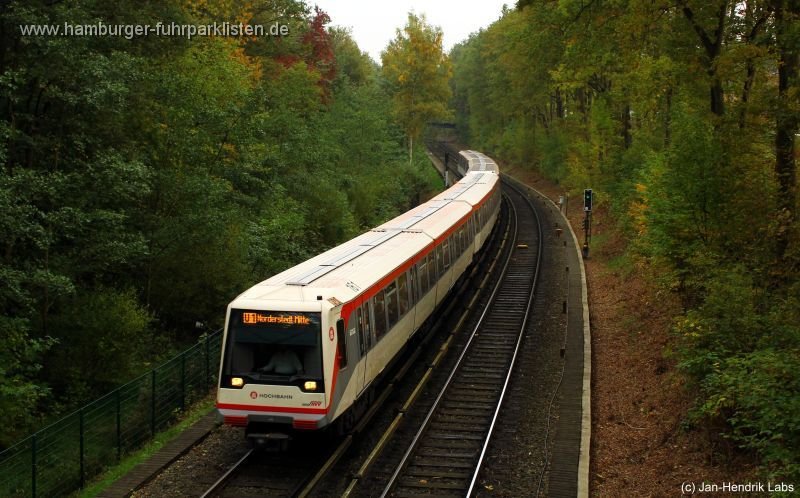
[582,188,592,258]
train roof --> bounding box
[231,151,499,309]
[460,150,499,174]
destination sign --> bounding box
[242,312,311,326]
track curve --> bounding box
[379,180,543,497]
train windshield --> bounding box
[222,310,323,385]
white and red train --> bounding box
[216,150,500,444]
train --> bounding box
[215,150,501,447]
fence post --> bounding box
[116,389,121,462]
[31,433,36,498]
[151,370,156,436]
[180,353,186,412]
[79,408,85,489]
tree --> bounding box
[381,13,452,161]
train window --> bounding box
[398,273,409,316]
[443,239,451,269]
[363,303,372,348]
[408,269,416,306]
[222,310,323,386]
[373,290,386,340]
[428,252,436,284]
[336,319,347,369]
[386,281,399,329]
[356,307,365,355]
[418,259,428,295]
[436,245,443,277]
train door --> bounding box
[409,266,419,335]
[356,303,371,396]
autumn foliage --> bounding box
[451,0,799,480]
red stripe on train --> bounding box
[217,403,328,415]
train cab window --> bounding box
[222,310,323,387]
[386,281,399,328]
[373,290,386,340]
[336,318,347,369]
[398,273,409,316]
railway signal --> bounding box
[583,188,593,212]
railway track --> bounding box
[366,180,542,497]
[199,437,331,498]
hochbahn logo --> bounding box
[248,391,294,400]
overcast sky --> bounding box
[309,0,510,63]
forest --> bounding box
[450,0,799,479]
[2,0,798,485]
[0,0,443,448]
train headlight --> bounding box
[231,377,244,387]
[303,381,318,391]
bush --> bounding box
[695,349,800,480]
[676,268,800,480]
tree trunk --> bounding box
[773,0,799,262]
[681,2,728,116]
[622,103,632,149]
[555,87,564,119]
[664,87,673,146]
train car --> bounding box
[215,150,501,446]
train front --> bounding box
[216,303,332,448]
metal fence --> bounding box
[0,331,222,498]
